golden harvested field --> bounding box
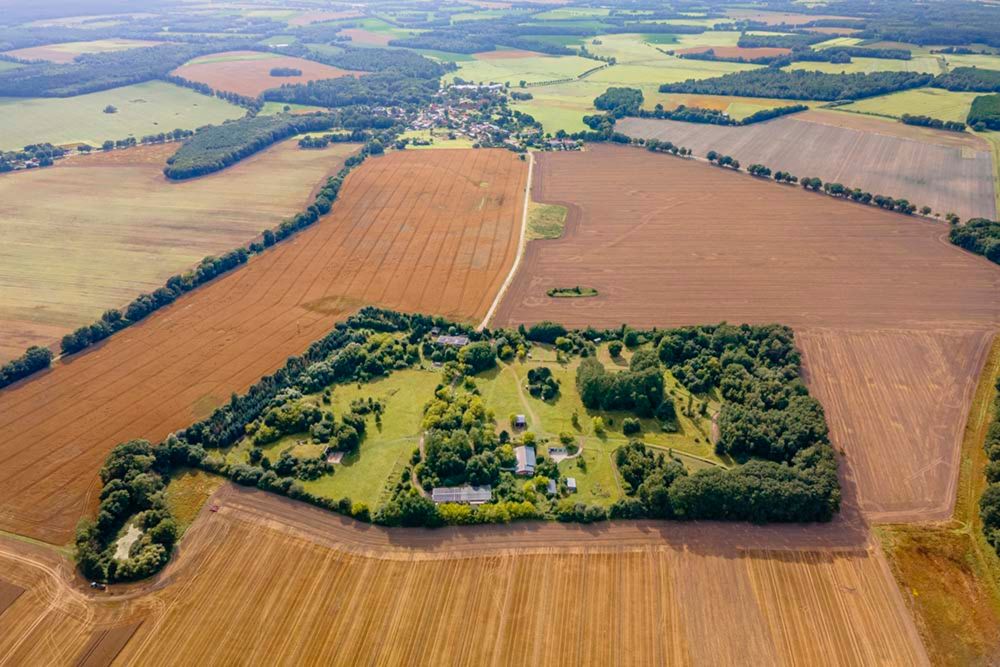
[619,110,997,221]
[798,328,995,521]
[171,50,359,97]
[0,485,929,666]
[493,145,1000,520]
[3,38,161,63]
[0,148,526,545]
[0,140,358,361]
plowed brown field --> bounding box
[0,148,526,545]
[0,485,929,666]
[171,51,358,97]
[619,110,997,221]
[493,145,1000,520]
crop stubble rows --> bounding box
[619,110,997,221]
[0,486,928,666]
[493,144,1000,518]
[0,148,526,545]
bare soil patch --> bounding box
[0,140,356,361]
[0,149,525,544]
[674,46,791,60]
[620,111,997,221]
[171,50,359,97]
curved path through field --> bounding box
[0,148,527,545]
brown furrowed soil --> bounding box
[493,145,1000,520]
[0,485,929,666]
[0,140,357,361]
[0,148,526,545]
[619,110,997,221]
[171,51,359,97]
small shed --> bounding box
[515,445,536,476]
[566,477,577,493]
[514,414,527,429]
[546,479,557,496]
[431,485,492,505]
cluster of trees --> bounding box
[162,73,263,113]
[298,130,367,149]
[644,138,693,157]
[164,112,344,179]
[660,69,934,102]
[0,41,246,97]
[270,67,302,77]
[981,373,1000,554]
[747,163,772,177]
[576,349,667,417]
[593,86,644,118]
[0,142,66,171]
[968,94,1000,130]
[706,150,740,170]
[901,113,966,132]
[737,32,825,50]
[949,218,1000,264]
[679,47,787,65]
[0,346,52,390]
[526,366,560,400]
[933,66,1000,93]
[262,70,441,109]
[75,439,190,583]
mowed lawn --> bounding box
[837,87,982,123]
[0,140,358,360]
[0,80,243,150]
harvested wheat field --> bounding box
[493,145,1000,519]
[0,485,929,666]
[3,38,161,63]
[0,148,526,545]
[0,140,358,361]
[674,46,791,60]
[171,51,358,97]
[619,109,997,221]
[798,328,995,521]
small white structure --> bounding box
[546,479,558,496]
[514,414,527,429]
[566,477,577,493]
[431,485,492,505]
[515,445,536,476]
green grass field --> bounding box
[943,53,1000,71]
[452,54,599,86]
[258,101,326,115]
[0,81,243,149]
[164,468,225,536]
[813,36,863,49]
[399,129,476,149]
[527,202,569,239]
[786,54,944,74]
[532,7,610,20]
[836,87,981,122]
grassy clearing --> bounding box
[786,55,943,74]
[527,202,569,239]
[258,101,326,115]
[944,53,1000,72]
[877,334,1000,666]
[0,80,243,149]
[164,468,225,536]
[451,54,599,85]
[399,128,476,149]
[836,87,980,122]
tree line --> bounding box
[901,113,966,132]
[968,93,1000,130]
[980,369,1000,555]
[949,218,1000,264]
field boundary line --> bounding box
[478,152,532,331]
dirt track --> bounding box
[619,110,997,221]
[0,485,929,666]
[493,145,1000,520]
[0,148,526,545]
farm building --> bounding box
[515,445,536,476]
[566,478,577,493]
[431,485,492,505]
[514,414,527,429]
[435,335,470,347]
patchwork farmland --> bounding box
[0,148,526,544]
[619,110,998,221]
[0,485,929,666]
[0,140,358,360]
[170,50,359,97]
[492,144,1000,518]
